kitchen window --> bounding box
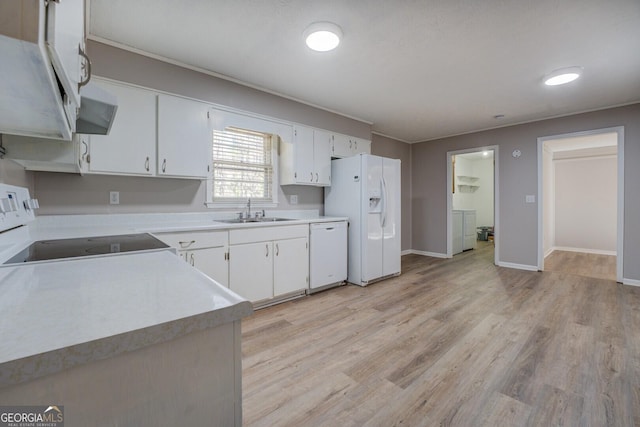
[209,127,276,205]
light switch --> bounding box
[525,195,536,203]
[109,191,120,205]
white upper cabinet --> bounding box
[157,94,211,179]
[0,0,87,140]
[313,129,332,186]
[280,125,331,186]
[46,0,86,109]
[294,125,315,184]
[87,79,157,175]
[331,133,371,158]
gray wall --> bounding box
[371,134,412,251]
[411,103,640,281]
[31,41,372,215]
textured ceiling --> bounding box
[87,0,640,143]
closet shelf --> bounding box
[457,184,479,193]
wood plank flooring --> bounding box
[544,250,617,281]
[241,243,640,426]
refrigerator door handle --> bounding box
[381,176,388,228]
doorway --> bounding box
[446,146,499,265]
[537,127,624,282]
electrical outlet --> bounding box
[109,191,120,205]
[525,195,535,203]
[290,194,298,205]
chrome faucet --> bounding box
[246,198,251,218]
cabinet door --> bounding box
[157,94,211,179]
[46,0,84,108]
[313,130,332,186]
[229,242,273,302]
[331,134,351,158]
[273,237,309,296]
[353,138,372,155]
[88,80,157,175]
[188,247,229,288]
[293,125,315,184]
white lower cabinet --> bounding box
[155,231,229,287]
[180,246,229,288]
[273,237,309,295]
[229,225,309,305]
[229,242,273,301]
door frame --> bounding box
[536,126,624,282]
[446,145,500,265]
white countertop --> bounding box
[0,212,347,264]
[0,212,347,386]
[0,250,253,387]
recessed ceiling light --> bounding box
[544,66,583,86]
[304,22,342,52]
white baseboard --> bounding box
[544,247,554,258]
[553,246,616,256]
[497,261,539,272]
[407,249,449,259]
[623,278,640,287]
[400,249,412,256]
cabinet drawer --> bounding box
[229,224,308,245]
[156,230,228,250]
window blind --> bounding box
[212,127,273,201]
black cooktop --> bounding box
[4,233,170,264]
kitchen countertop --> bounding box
[0,250,253,387]
[0,212,348,264]
[0,212,346,387]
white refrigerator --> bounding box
[324,154,401,286]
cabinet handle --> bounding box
[81,139,88,162]
[276,243,279,256]
[162,159,167,173]
[265,244,269,257]
[310,172,313,182]
[355,140,358,150]
[178,240,196,248]
[145,157,150,172]
[78,46,92,90]
[315,172,319,182]
[349,140,352,149]
[190,253,195,266]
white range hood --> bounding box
[0,0,117,141]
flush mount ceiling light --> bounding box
[544,66,583,86]
[304,22,342,52]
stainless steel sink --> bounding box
[216,217,295,224]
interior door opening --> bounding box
[537,127,624,282]
[446,146,499,265]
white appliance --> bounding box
[452,209,476,254]
[325,154,401,286]
[309,221,348,292]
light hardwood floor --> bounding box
[544,250,617,281]
[241,243,640,426]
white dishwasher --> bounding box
[309,221,348,293]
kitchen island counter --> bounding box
[0,249,253,426]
